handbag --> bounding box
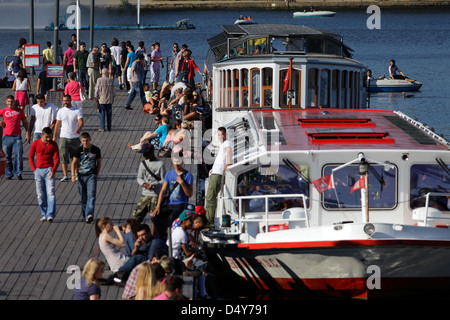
[79,82,86,101]
[157,147,172,158]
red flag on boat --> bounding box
[351,176,366,193]
[283,68,290,95]
[312,174,334,194]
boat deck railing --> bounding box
[222,193,310,234]
[420,192,450,226]
[394,111,450,147]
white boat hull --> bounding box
[293,11,336,18]
[368,79,422,92]
[202,223,450,298]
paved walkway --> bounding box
[0,80,199,300]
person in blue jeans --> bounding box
[29,127,60,222]
[152,157,193,240]
[125,54,146,110]
[0,96,29,180]
[71,132,102,223]
[114,223,168,284]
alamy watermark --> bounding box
[366,5,381,30]
[66,265,81,290]
[366,265,381,290]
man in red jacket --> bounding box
[29,127,60,222]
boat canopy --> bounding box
[207,24,354,62]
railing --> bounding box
[221,193,310,234]
[421,192,450,226]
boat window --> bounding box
[219,70,225,108]
[251,68,260,106]
[280,69,302,108]
[331,70,339,107]
[233,69,240,107]
[227,69,232,107]
[306,37,342,55]
[340,70,347,108]
[249,38,268,54]
[349,71,354,108]
[410,164,450,211]
[323,39,342,56]
[319,69,330,107]
[306,37,323,54]
[307,68,318,107]
[240,69,249,107]
[237,164,310,213]
[262,67,273,107]
[231,43,248,57]
[322,165,397,210]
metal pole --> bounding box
[89,0,94,51]
[29,0,35,75]
[53,0,59,90]
[76,0,80,51]
[137,0,140,28]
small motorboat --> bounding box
[234,19,257,25]
[368,78,422,93]
[293,11,336,18]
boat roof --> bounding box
[246,108,450,152]
[207,24,353,62]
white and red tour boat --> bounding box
[199,24,450,299]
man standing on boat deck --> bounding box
[205,127,232,228]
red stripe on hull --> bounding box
[241,276,450,298]
[238,239,450,250]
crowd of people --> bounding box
[0,35,230,301]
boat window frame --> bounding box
[409,164,450,212]
[279,68,302,108]
[236,163,312,215]
[321,163,398,211]
[307,68,318,107]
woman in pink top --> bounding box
[153,275,185,300]
[12,69,31,109]
[65,72,84,110]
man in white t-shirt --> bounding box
[27,94,58,141]
[205,127,232,227]
[53,94,83,181]
[168,209,194,259]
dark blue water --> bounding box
[0,7,449,138]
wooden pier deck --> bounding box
[0,82,200,300]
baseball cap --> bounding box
[179,209,193,222]
[195,206,206,216]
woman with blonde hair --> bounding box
[73,258,105,300]
[95,216,129,272]
[135,261,165,300]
